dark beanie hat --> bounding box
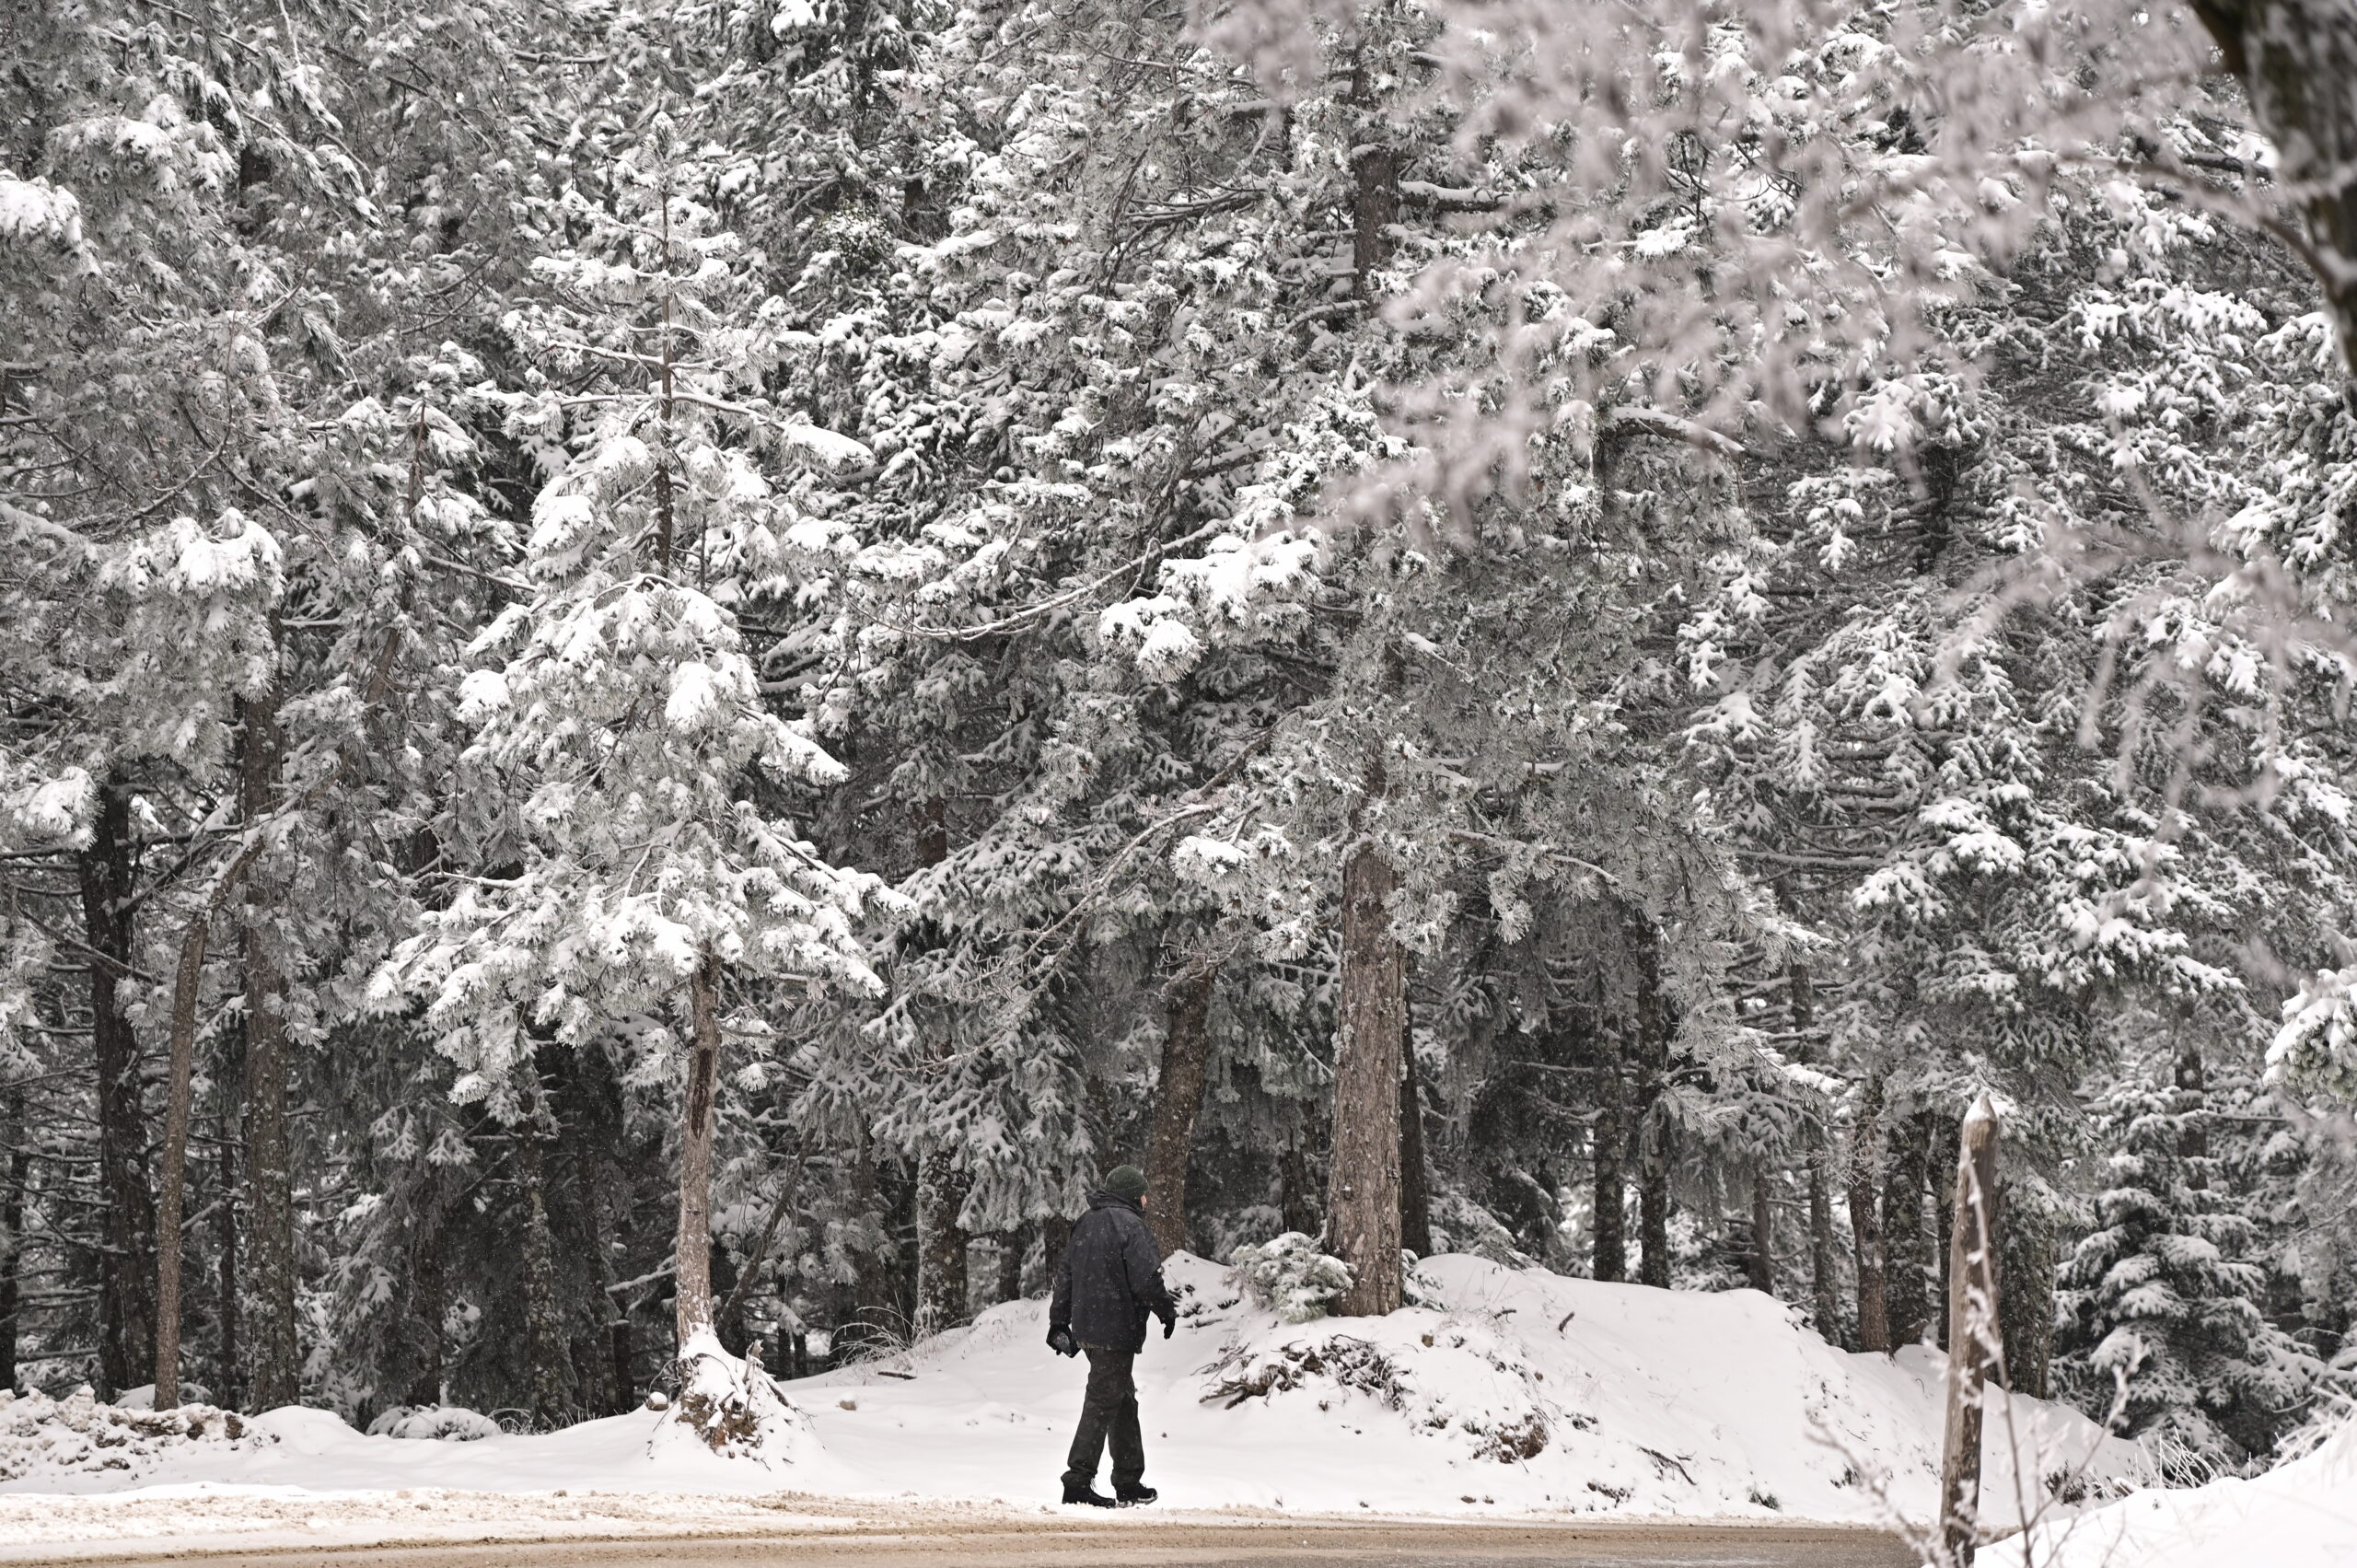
[1103,1164,1147,1200]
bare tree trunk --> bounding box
[1,1089,24,1391]
[1791,962,1840,1339]
[915,1153,970,1337]
[1592,1009,1627,1283]
[79,778,155,1400]
[408,1196,445,1407]
[2192,3,2357,374]
[1748,1167,1777,1295]
[1280,1124,1319,1239]
[215,1098,239,1411]
[1327,835,1404,1318]
[610,1318,634,1411]
[1632,921,1671,1290]
[1849,1074,1890,1353]
[517,1066,570,1427]
[1933,1112,1958,1350]
[238,690,298,1412]
[1997,1184,2054,1400]
[1808,1145,1840,1341]
[1399,1023,1433,1260]
[1938,1098,2001,1565]
[998,1223,1029,1303]
[1884,1111,1932,1347]
[1144,964,1218,1258]
[676,955,724,1349]
[2176,1038,2209,1163]
[1349,56,1399,298]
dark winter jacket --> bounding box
[1049,1191,1177,1354]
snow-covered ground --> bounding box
[2026,1411,2357,1568]
[0,1253,2149,1557]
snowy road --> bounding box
[61,1519,1919,1567]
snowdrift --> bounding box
[0,1251,2146,1550]
[2026,1413,2357,1568]
[792,1252,2146,1527]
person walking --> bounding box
[1047,1163,1177,1507]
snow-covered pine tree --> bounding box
[371,118,896,1423]
[2058,1061,2330,1476]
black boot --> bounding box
[1114,1483,1158,1506]
[1062,1481,1116,1507]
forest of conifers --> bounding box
[6,0,2357,1482]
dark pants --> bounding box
[1062,1344,1144,1490]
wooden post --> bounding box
[1937,1095,2001,1564]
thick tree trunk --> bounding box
[1591,1014,1627,1283]
[915,1152,970,1336]
[79,778,155,1400]
[1849,1074,1890,1353]
[239,691,298,1412]
[676,955,724,1349]
[1399,1019,1433,1260]
[1144,964,1218,1258]
[1884,1111,1932,1347]
[1998,1180,2055,1400]
[2192,3,2357,375]
[1327,839,1404,1317]
[1748,1167,1777,1295]
[1,1090,23,1391]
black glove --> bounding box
[1047,1326,1078,1358]
[1159,1313,1176,1340]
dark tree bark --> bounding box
[517,1064,570,1426]
[1998,1182,2055,1400]
[214,1097,239,1411]
[915,1152,970,1336]
[676,955,724,1349]
[238,691,299,1413]
[1280,1125,1320,1239]
[1933,1112,1959,1350]
[610,1318,634,1411]
[1,1089,24,1391]
[79,777,155,1400]
[1399,1017,1433,1260]
[407,1193,446,1407]
[1328,833,1405,1317]
[998,1222,1029,1303]
[1849,1074,1890,1353]
[1631,914,1672,1290]
[1807,1146,1840,1337]
[1349,56,1399,297]
[2191,3,2357,375]
[1144,963,1218,1258]
[1591,1005,1627,1283]
[1748,1167,1777,1295]
[1884,1111,1932,1347]
[2177,1038,2209,1165]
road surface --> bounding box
[64,1519,1920,1568]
